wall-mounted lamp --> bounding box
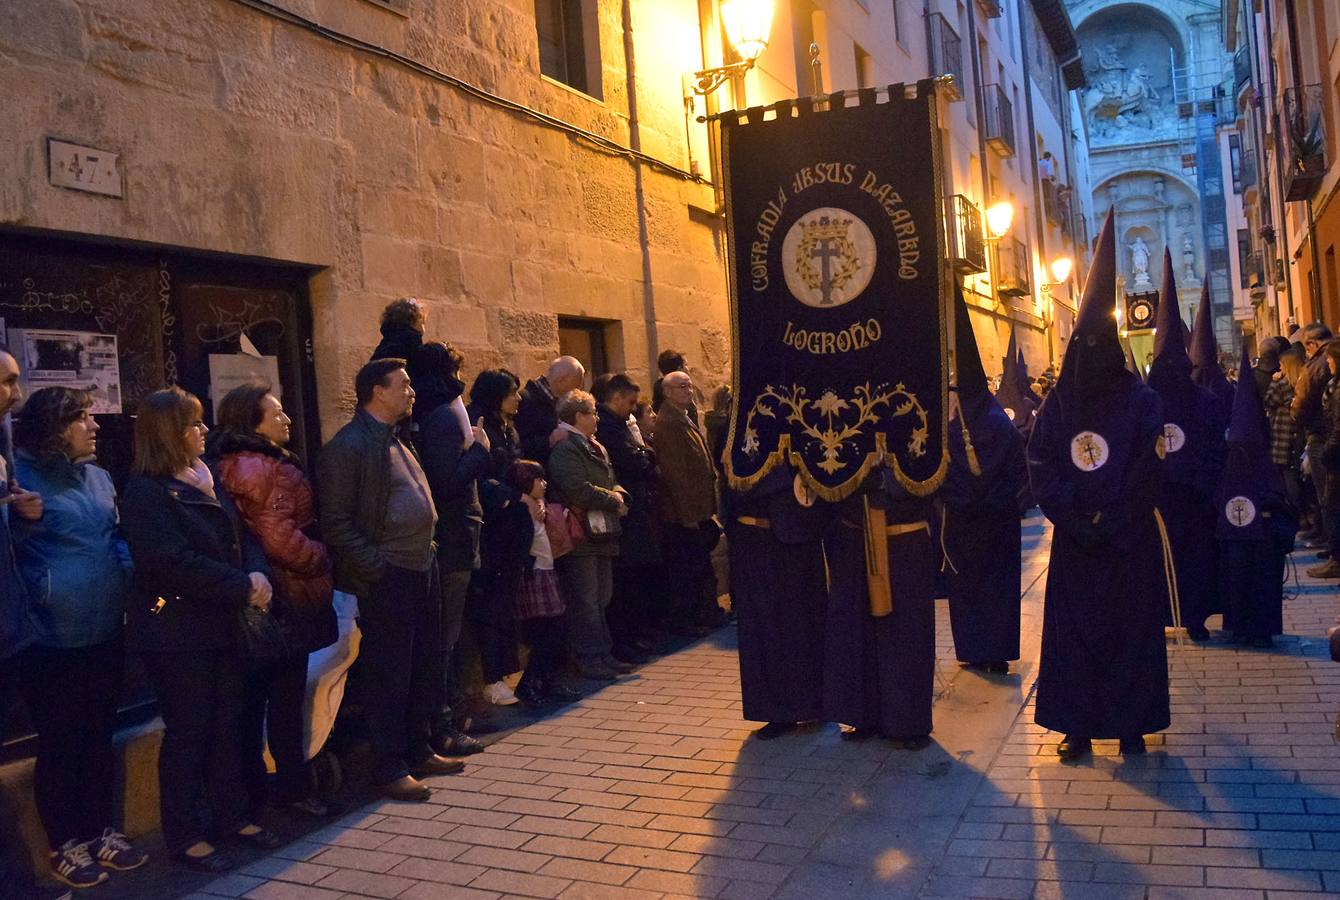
[689,0,775,97]
[984,201,1015,242]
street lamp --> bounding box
[984,200,1014,242]
[1040,256,1073,366]
[690,0,775,96]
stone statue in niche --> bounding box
[1130,236,1152,286]
[1176,203,1193,226]
[1182,234,1196,281]
[1152,178,1165,203]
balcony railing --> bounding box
[928,13,964,101]
[946,194,986,275]
[1284,84,1326,201]
[996,236,1031,297]
[1234,46,1251,95]
[1246,251,1266,293]
[983,84,1015,157]
[1240,148,1258,191]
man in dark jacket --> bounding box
[0,346,61,900]
[408,343,491,755]
[515,356,585,465]
[317,358,463,802]
[596,374,662,662]
[653,371,721,632]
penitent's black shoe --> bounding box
[1057,736,1092,760]
[753,722,797,741]
[1118,736,1147,755]
[1187,626,1211,642]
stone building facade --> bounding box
[1,0,1090,452]
[0,0,730,443]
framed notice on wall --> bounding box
[8,328,123,414]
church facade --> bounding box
[1066,0,1240,357]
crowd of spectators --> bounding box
[0,296,727,896]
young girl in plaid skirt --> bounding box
[506,460,582,706]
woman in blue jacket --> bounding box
[13,387,145,889]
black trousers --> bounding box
[240,653,310,810]
[661,522,719,625]
[0,660,45,899]
[519,616,564,685]
[141,647,248,856]
[608,563,662,646]
[357,563,441,785]
[19,639,123,849]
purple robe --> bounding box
[942,392,1026,663]
[1027,373,1171,739]
[1216,359,1294,640]
[822,475,935,738]
[728,469,828,724]
[1146,359,1224,631]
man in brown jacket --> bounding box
[653,371,722,633]
[1292,323,1334,546]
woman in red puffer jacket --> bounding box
[208,382,339,818]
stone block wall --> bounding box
[0,0,730,438]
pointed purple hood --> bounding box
[1153,249,1189,364]
[1189,276,1233,410]
[1056,209,1126,398]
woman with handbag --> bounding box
[208,383,340,818]
[547,390,628,681]
[121,388,281,873]
[12,388,146,888]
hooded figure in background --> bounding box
[1217,351,1294,646]
[995,328,1038,442]
[727,465,830,739]
[1125,342,1144,381]
[941,286,1027,673]
[1026,210,1170,760]
[1019,347,1043,407]
[1189,278,1235,418]
[1146,252,1224,641]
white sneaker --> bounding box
[485,680,520,706]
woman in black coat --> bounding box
[467,369,526,704]
[120,388,282,873]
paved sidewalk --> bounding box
[184,516,1340,899]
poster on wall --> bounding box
[208,352,282,411]
[9,328,122,414]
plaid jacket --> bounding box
[1264,376,1299,467]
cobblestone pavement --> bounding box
[182,515,1340,899]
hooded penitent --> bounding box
[942,284,1027,666]
[1125,342,1144,382]
[1215,351,1291,641]
[1189,277,1234,415]
[1025,209,1171,742]
[994,327,1038,437]
[1019,348,1043,407]
[1145,249,1224,635]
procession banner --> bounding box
[722,83,950,501]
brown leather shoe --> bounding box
[380,775,431,802]
[410,754,466,778]
[1307,559,1340,579]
